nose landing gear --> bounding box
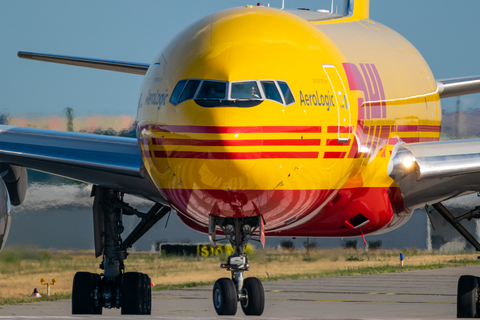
[210,216,265,316]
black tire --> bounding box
[457,275,478,318]
[121,272,146,315]
[143,274,152,315]
[213,278,238,315]
[92,273,102,314]
[72,272,98,314]
[241,277,265,316]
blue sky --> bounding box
[0,0,479,118]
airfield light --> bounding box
[403,157,415,168]
[40,277,56,296]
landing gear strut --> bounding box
[426,202,480,318]
[72,186,169,315]
[209,215,265,316]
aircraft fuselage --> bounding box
[136,7,441,238]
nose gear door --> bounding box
[323,65,351,143]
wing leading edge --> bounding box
[18,51,150,75]
[437,76,480,98]
[0,125,166,204]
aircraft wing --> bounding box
[388,139,480,211]
[437,76,480,98]
[18,51,149,75]
[0,125,167,204]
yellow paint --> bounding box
[136,5,440,197]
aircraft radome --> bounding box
[1,0,480,317]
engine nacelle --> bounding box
[0,164,28,206]
[0,177,11,251]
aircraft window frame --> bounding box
[260,80,284,104]
[178,79,201,103]
[229,80,263,100]
[277,81,295,106]
[196,80,228,100]
[169,80,188,105]
[169,79,295,107]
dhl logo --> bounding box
[343,62,386,120]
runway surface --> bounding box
[0,265,476,319]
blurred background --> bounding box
[1,0,479,252]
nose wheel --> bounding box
[213,278,237,315]
[210,216,265,316]
[241,277,265,316]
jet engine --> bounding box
[0,176,11,251]
[0,164,27,206]
[0,164,27,251]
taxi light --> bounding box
[403,157,415,168]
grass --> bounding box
[1,246,479,305]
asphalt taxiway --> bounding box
[0,265,474,319]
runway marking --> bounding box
[153,296,455,304]
[186,288,456,297]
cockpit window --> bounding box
[278,81,295,105]
[231,81,261,100]
[261,81,283,103]
[169,79,295,107]
[197,81,226,99]
[169,80,187,105]
[178,80,200,103]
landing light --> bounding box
[403,157,415,168]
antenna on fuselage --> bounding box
[281,0,284,9]
[330,0,334,13]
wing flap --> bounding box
[18,51,150,75]
[388,139,480,211]
[437,76,480,98]
[0,125,166,204]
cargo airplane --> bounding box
[1,0,480,317]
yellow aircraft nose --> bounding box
[192,108,262,179]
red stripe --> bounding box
[399,137,419,143]
[154,151,319,159]
[419,137,439,142]
[397,125,441,132]
[419,125,441,133]
[154,138,321,147]
[327,126,352,133]
[326,139,350,146]
[150,125,322,134]
[389,137,439,144]
[142,150,152,158]
[323,152,346,159]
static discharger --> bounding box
[40,278,56,296]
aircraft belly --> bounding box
[173,185,402,237]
